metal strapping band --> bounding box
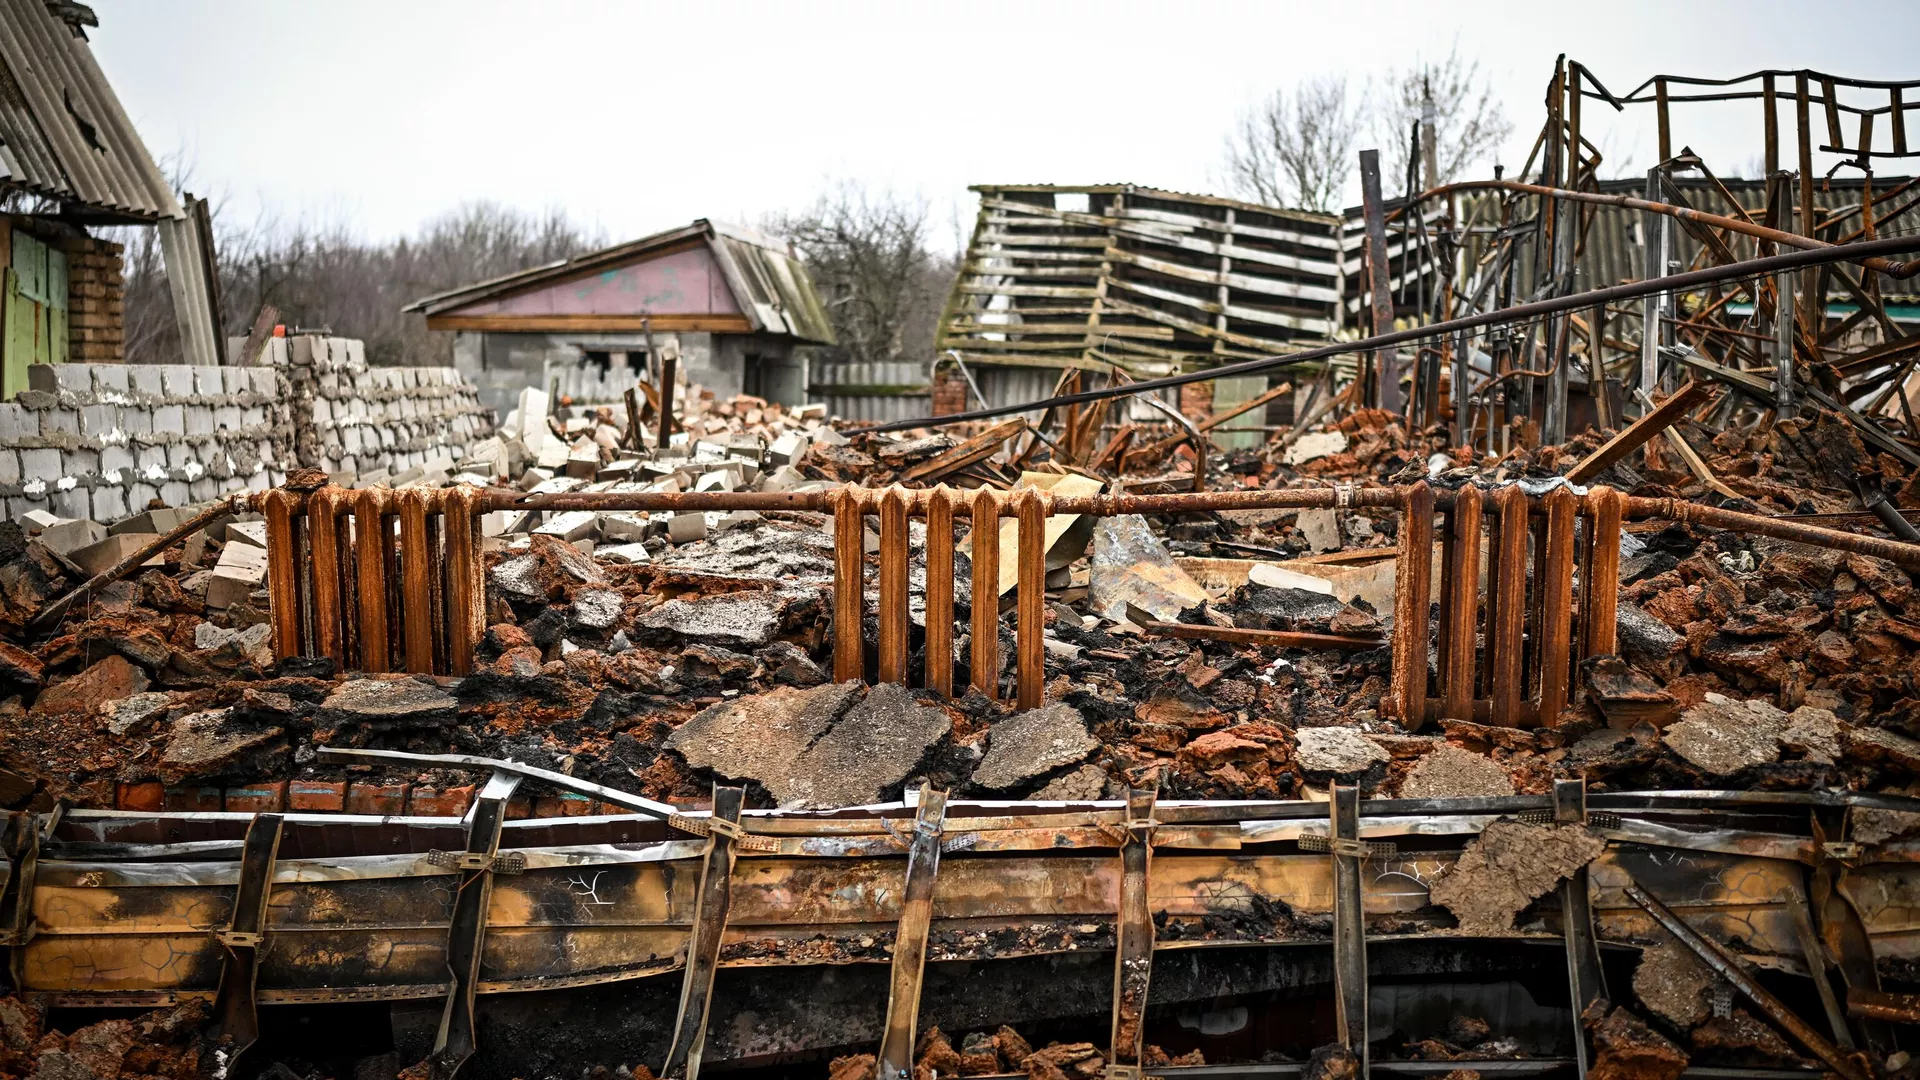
[1335,483,1355,508]
[877,787,950,1078]
[660,785,747,1080]
[1298,834,1396,859]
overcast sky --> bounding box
[92,0,1920,249]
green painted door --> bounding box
[4,232,69,397]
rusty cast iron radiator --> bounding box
[1388,481,1628,729]
[260,485,487,676]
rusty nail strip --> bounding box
[1109,784,1158,1076]
[210,813,283,1071]
[970,488,1001,701]
[878,486,911,685]
[432,769,520,1078]
[442,488,484,677]
[876,786,949,1078]
[353,488,392,673]
[1016,490,1046,711]
[263,489,302,661]
[1583,487,1623,661]
[1624,880,1870,1080]
[397,489,436,675]
[661,785,746,1080]
[1538,488,1578,723]
[1441,485,1482,721]
[832,487,866,684]
[1391,482,1434,728]
[925,486,956,696]
[1490,485,1529,727]
[306,488,347,669]
[1330,784,1369,1072]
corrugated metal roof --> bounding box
[0,0,180,221]
[404,219,836,345]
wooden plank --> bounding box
[905,418,1025,484]
[1105,278,1336,336]
[955,283,1099,299]
[946,320,1174,340]
[1564,379,1717,484]
[1105,247,1343,304]
[1110,222,1342,280]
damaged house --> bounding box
[406,218,835,419]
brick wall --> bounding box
[1178,379,1214,424]
[66,234,124,364]
[930,364,968,416]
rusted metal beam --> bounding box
[1489,485,1529,727]
[1129,614,1382,651]
[1564,380,1717,484]
[263,489,302,661]
[429,770,519,1080]
[1441,486,1482,722]
[876,787,949,1079]
[833,488,865,685]
[1624,880,1872,1080]
[970,489,1001,702]
[1582,488,1623,661]
[661,785,746,1080]
[1553,781,1603,1080]
[1016,490,1046,710]
[1109,784,1158,1078]
[877,486,910,685]
[1390,482,1434,727]
[924,486,956,697]
[1361,148,1398,413]
[317,746,680,820]
[1537,489,1577,724]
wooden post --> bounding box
[1360,148,1398,413]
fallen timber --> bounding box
[10,758,1920,1074]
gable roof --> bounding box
[0,0,181,222]
[405,218,835,344]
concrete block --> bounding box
[91,365,129,394]
[50,488,90,519]
[130,366,166,397]
[19,448,59,480]
[0,404,36,441]
[37,517,104,556]
[159,481,189,506]
[666,512,707,545]
[60,448,98,476]
[247,368,276,396]
[40,409,77,435]
[185,406,215,436]
[215,405,242,430]
[135,445,167,471]
[0,449,17,485]
[206,540,268,607]
[220,368,244,394]
[127,482,159,510]
[225,520,267,547]
[29,364,87,394]
[151,404,184,433]
[116,406,151,436]
[79,404,117,436]
[89,484,128,523]
[192,367,221,395]
[68,532,162,576]
[533,510,599,542]
[100,445,134,473]
[160,365,195,398]
[112,508,191,536]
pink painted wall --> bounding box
[459,245,739,316]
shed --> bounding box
[406,219,834,418]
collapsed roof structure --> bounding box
[10,51,1920,1080]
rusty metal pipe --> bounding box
[1627,495,1920,570]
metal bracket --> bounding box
[1108,785,1158,1076]
[876,786,949,1079]
[668,812,779,853]
[1106,1067,1144,1080]
[1329,784,1369,1078]
[425,849,526,875]
[424,770,521,1080]
[1551,779,1606,1080]
[1299,835,1396,859]
[660,785,747,1080]
[211,813,284,1073]
[1823,841,1863,861]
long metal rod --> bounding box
[856,233,1920,434]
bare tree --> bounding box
[120,200,602,366]
[1375,45,1514,191]
[767,184,957,366]
[1218,75,1363,214]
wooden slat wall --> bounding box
[939,186,1345,376]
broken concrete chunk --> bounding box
[36,518,105,559]
[1088,515,1210,622]
[1633,939,1716,1029]
[1284,430,1348,466]
[637,591,782,648]
[224,520,268,548]
[33,654,149,716]
[205,541,270,610]
[1034,764,1108,801]
[1429,820,1606,933]
[666,512,708,545]
[1398,745,1515,798]
[103,691,172,736]
[570,589,625,630]
[533,511,600,543]
[1293,508,1342,552]
[159,710,285,784]
[318,677,458,729]
[667,681,949,808]
[1617,602,1685,681]
[1662,694,1842,775]
[68,533,164,579]
[973,703,1099,791]
[1294,727,1390,774]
